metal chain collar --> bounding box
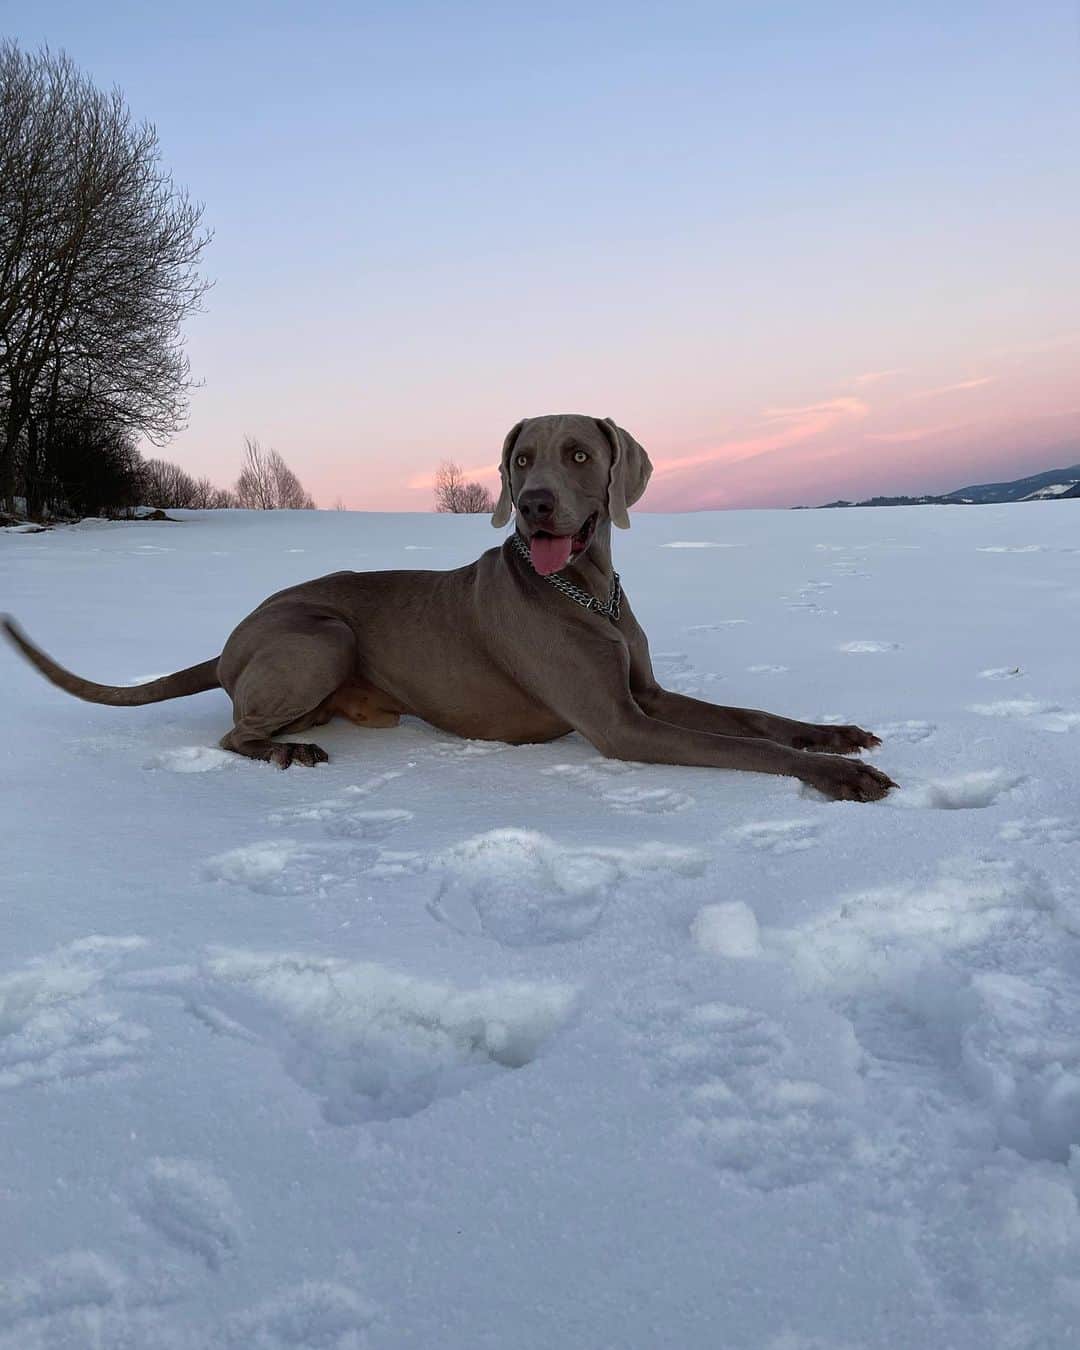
[510,531,622,621]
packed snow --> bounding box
[2,501,1080,1349]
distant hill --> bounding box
[812,462,1080,509]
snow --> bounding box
[691,902,763,958]
[1021,483,1078,500]
[3,500,1080,1348]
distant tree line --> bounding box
[31,431,316,516]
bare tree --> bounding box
[269,448,316,510]
[190,477,235,510]
[142,457,198,508]
[458,479,496,513]
[0,42,211,513]
[234,435,315,510]
[234,436,275,509]
[434,460,494,514]
[134,457,233,509]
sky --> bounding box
[5,1,1080,510]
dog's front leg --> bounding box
[533,637,894,802]
[635,688,880,756]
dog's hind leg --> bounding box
[218,614,357,768]
[323,678,405,729]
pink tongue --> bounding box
[530,534,574,576]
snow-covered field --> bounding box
[3,502,1080,1349]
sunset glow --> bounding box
[8,1,1078,511]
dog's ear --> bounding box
[597,418,653,529]
[491,419,525,528]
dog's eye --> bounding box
[572,450,588,464]
[515,454,528,468]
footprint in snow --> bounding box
[226,1280,377,1348]
[204,839,371,897]
[729,820,820,854]
[977,544,1045,554]
[272,804,414,841]
[0,937,150,1089]
[783,581,836,614]
[600,784,695,814]
[874,720,936,744]
[0,1251,150,1347]
[542,760,694,815]
[131,1157,242,1271]
[144,746,237,773]
[427,828,706,946]
[775,855,1080,1164]
[839,640,899,654]
[999,817,1080,846]
[203,801,418,896]
[271,771,408,813]
[969,699,1080,733]
[649,650,724,693]
[747,664,789,675]
[254,772,415,849]
[661,540,744,549]
[544,756,634,780]
[651,651,693,676]
[665,670,725,696]
[182,947,575,1124]
[633,1001,854,1191]
[978,667,1024,681]
[784,599,834,614]
[431,737,510,758]
[891,768,1023,811]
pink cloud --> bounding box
[760,396,868,421]
[653,396,868,480]
[865,423,959,444]
[909,376,995,400]
[852,368,904,387]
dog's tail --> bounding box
[3,616,221,707]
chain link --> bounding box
[510,532,621,621]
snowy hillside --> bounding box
[3,503,1080,1349]
[1021,481,1080,501]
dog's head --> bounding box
[490,414,652,575]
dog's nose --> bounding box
[517,488,556,524]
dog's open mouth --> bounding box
[528,513,598,576]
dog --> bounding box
[3,414,894,801]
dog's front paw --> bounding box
[800,754,895,802]
[791,723,881,755]
[269,742,329,769]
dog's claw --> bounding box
[792,723,881,756]
[802,755,896,802]
[269,742,329,769]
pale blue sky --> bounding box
[5,2,1079,507]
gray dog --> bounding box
[3,414,895,801]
